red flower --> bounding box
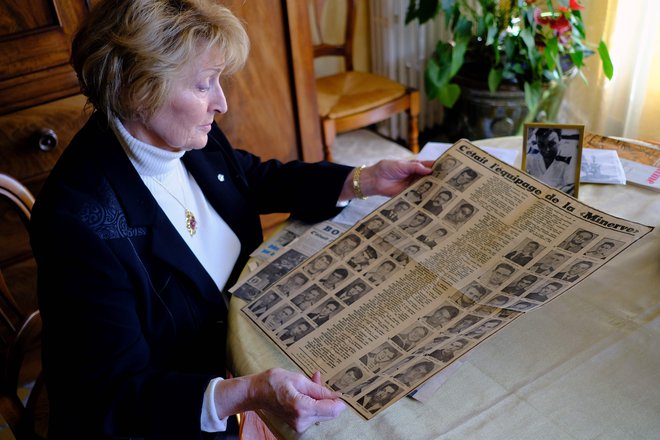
[550,15,571,33]
[534,8,571,35]
[559,0,584,11]
[533,8,549,25]
[569,0,585,10]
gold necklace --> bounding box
[150,167,198,236]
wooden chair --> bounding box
[310,0,420,161]
[0,173,48,439]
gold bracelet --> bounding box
[352,165,368,200]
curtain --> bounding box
[560,0,660,142]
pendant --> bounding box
[185,209,197,236]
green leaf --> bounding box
[404,0,418,24]
[447,16,471,77]
[543,37,559,70]
[504,37,515,59]
[441,0,456,10]
[520,28,536,49]
[569,51,584,69]
[454,15,473,38]
[488,68,503,93]
[434,41,455,83]
[419,0,440,23]
[424,65,439,99]
[545,37,559,71]
[438,83,461,108]
[512,63,525,75]
[450,38,468,77]
[524,81,542,117]
[424,42,455,101]
[546,37,559,59]
[573,11,586,39]
[544,51,555,73]
[407,0,440,24]
[424,56,441,99]
[598,40,614,80]
[486,14,497,46]
[477,15,486,36]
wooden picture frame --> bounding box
[522,123,584,197]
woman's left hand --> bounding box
[339,159,434,201]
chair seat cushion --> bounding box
[316,71,406,119]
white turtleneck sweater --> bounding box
[112,118,237,432]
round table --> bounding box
[228,137,660,440]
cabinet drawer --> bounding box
[0,94,90,190]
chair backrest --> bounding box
[309,0,357,70]
[0,173,47,439]
[0,174,34,224]
[0,174,35,342]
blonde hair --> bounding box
[71,0,249,122]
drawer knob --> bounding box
[35,128,58,151]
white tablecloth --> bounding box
[228,137,660,440]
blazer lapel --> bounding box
[181,139,264,291]
[182,149,246,236]
[95,121,222,303]
[183,146,263,251]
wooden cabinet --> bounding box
[0,0,88,116]
[1,0,92,314]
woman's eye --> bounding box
[197,85,210,92]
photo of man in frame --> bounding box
[522,123,584,197]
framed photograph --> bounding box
[522,123,584,197]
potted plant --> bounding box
[405,0,613,137]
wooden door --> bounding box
[217,0,323,163]
[217,1,324,236]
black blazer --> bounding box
[30,113,352,439]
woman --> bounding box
[29,0,432,438]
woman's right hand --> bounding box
[216,368,346,432]
[253,369,346,431]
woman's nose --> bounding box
[214,85,228,114]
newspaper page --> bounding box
[233,199,391,297]
[585,132,660,166]
[584,133,660,191]
[231,219,350,301]
[237,139,653,419]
